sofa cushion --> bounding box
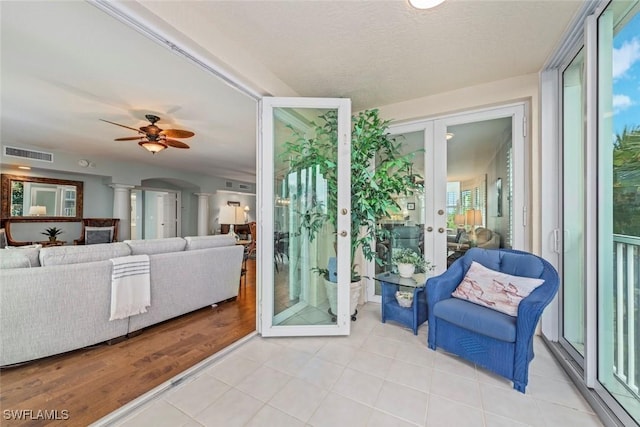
[39,242,131,266]
[0,228,7,249]
[184,235,235,251]
[4,245,42,267]
[452,261,544,316]
[85,226,114,244]
[434,298,517,342]
[0,251,32,269]
[124,237,187,255]
[475,228,492,244]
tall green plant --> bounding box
[282,108,422,279]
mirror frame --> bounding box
[1,174,84,221]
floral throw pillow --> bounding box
[452,261,545,316]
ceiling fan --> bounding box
[100,114,194,154]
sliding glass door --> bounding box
[561,48,586,361]
[597,2,640,421]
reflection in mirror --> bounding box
[1,174,83,219]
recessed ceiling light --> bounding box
[408,0,446,10]
[18,166,31,170]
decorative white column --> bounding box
[110,184,135,241]
[194,193,213,236]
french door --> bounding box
[365,104,527,303]
[259,97,352,337]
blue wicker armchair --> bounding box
[427,248,559,393]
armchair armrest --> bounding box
[426,262,465,306]
[426,261,465,349]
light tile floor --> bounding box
[110,303,603,427]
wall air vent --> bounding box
[225,181,233,188]
[4,146,54,163]
[238,184,250,190]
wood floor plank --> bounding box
[0,259,256,426]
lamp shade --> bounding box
[465,209,483,227]
[219,206,245,225]
[28,205,47,216]
[138,140,167,154]
[454,214,465,226]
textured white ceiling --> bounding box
[1,0,583,183]
[141,0,582,110]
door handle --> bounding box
[437,209,444,215]
[438,228,444,233]
[426,226,433,232]
[340,230,348,237]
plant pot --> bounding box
[395,290,413,308]
[397,263,415,278]
[48,237,57,242]
[324,279,361,321]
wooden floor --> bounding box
[0,259,256,427]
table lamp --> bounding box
[219,206,245,240]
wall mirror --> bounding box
[1,174,84,220]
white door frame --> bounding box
[258,96,352,337]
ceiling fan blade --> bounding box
[161,129,195,138]
[165,139,190,149]
[114,136,143,141]
[100,119,143,134]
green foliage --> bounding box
[41,227,64,238]
[613,125,640,236]
[391,248,433,272]
[282,109,423,279]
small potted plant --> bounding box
[42,227,64,242]
[395,290,414,308]
[392,248,431,278]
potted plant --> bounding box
[391,248,432,278]
[282,109,423,318]
[42,226,63,242]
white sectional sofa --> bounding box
[0,235,243,366]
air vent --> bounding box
[4,146,54,163]
[225,181,233,188]
[238,184,250,190]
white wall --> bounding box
[376,73,541,253]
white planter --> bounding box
[324,279,361,320]
[397,263,415,278]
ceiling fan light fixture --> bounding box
[139,140,168,154]
[408,0,446,9]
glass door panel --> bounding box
[562,49,586,358]
[445,117,513,267]
[373,130,426,300]
[598,2,640,422]
[260,97,352,337]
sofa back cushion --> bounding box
[184,235,235,251]
[124,237,187,255]
[3,245,42,267]
[40,242,131,266]
[0,251,32,269]
[475,228,493,243]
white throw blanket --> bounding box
[109,254,151,321]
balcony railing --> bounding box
[613,234,640,397]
